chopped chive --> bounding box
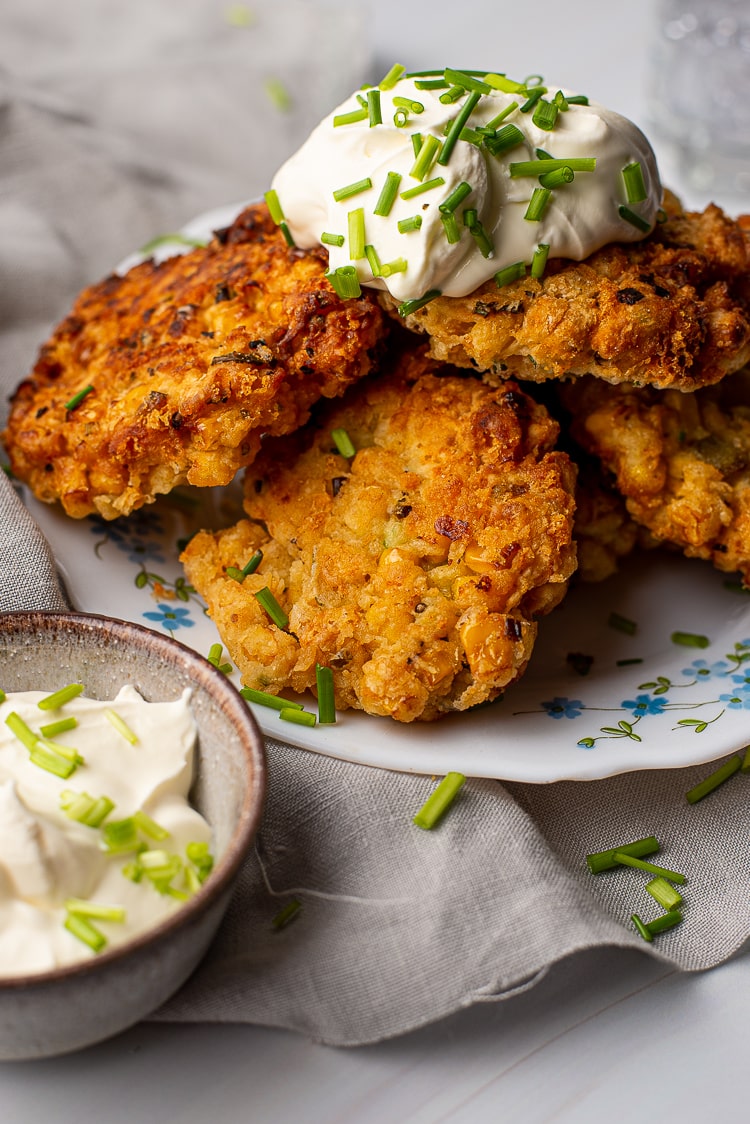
[207,643,224,668]
[393,96,424,113]
[272,898,302,930]
[538,165,574,188]
[685,754,742,803]
[483,73,527,94]
[398,289,441,317]
[622,161,647,203]
[254,587,289,630]
[440,211,461,244]
[60,790,115,827]
[378,63,405,90]
[464,209,493,257]
[646,876,683,912]
[38,736,81,764]
[439,181,473,214]
[380,257,408,277]
[616,657,643,666]
[316,664,336,725]
[101,816,140,854]
[29,744,77,779]
[186,841,214,882]
[332,177,372,202]
[494,261,526,288]
[439,85,466,105]
[332,427,356,457]
[566,94,590,105]
[400,176,445,200]
[64,385,94,412]
[510,158,596,177]
[531,242,550,279]
[364,243,382,277]
[325,265,362,300]
[586,835,660,874]
[37,683,84,711]
[644,908,683,936]
[227,550,263,582]
[609,612,637,635]
[618,204,652,233]
[5,711,40,751]
[413,771,466,829]
[134,810,170,841]
[397,215,422,233]
[532,98,559,131]
[483,122,525,157]
[524,187,551,222]
[631,913,653,942]
[367,88,382,127]
[0,689,5,703]
[240,686,304,711]
[553,90,569,110]
[612,852,686,885]
[64,912,107,953]
[742,745,750,773]
[671,630,709,648]
[321,231,345,247]
[410,133,442,180]
[485,101,520,130]
[263,189,285,224]
[444,68,492,94]
[333,107,369,127]
[411,132,423,157]
[104,708,138,745]
[438,90,481,166]
[414,78,449,90]
[39,716,78,738]
[373,171,402,217]
[280,707,316,727]
[66,899,126,923]
[348,207,366,260]
[393,108,409,128]
[520,87,545,113]
[278,221,296,248]
[264,78,291,113]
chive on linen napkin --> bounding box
[2,0,750,1048]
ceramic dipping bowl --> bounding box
[0,611,266,1061]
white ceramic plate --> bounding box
[22,479,750,783]
[20,202,750,781]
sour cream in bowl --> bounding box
[0,611,266,1061]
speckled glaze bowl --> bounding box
[0,611,266,1061]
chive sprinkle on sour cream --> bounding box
[0,685,213,974]
[269,65,662,304]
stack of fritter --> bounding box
[4,198,750,722]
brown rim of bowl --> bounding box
[0,609,267,988]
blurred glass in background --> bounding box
[649,0,750,206]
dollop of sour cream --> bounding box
[0,686,211,976]
[271,67,662,303]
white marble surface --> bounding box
[3,1,749,1118]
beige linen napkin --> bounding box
[1,0,748,1048]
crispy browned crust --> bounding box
[560,370,750,583]
[387,201,750,391]
[181,351,578,722]
[2,203,388,519]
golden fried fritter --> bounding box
[572,456,642,583]
[182,351,578,722]
[560,369,750,583]
[388,201,750,391]
[3,203,387,519]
